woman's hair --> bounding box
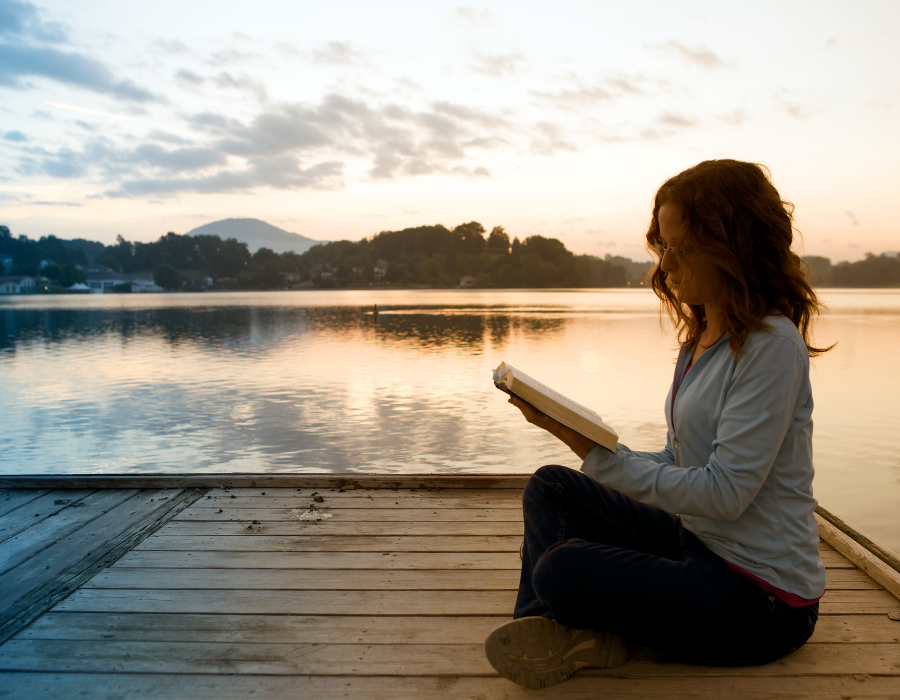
[645,159,832,357]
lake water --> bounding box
[1,289,898,553]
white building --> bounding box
[0,276,36,294]
[84,269,162,293]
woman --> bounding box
[484,159,831,690]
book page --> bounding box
[505,365,606,424]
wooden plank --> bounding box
[81,566,880,592]
[159,521,525,536]
[111,549,856,573]
[186,497,522,510]
[0,490,49,519]
[817,505,900,573]
[225,486,524,497]
[132,534,523,552]
[2,640,899,677]
[0,490,95,545]
[817,513,900,602]
[82,568,520,591]
[178,507,524,521]
[17,613,506,644]
[17,611,900,645]
[820,548,855,568]
[48,587,900,616]
[0,474,532,490]
[113,550,524,570]
[810,614,900,643]
[0,489,139,576]
[0,488,205,644]
[825,568,884,589]
[3,673,900,700]
[51,588,518,615]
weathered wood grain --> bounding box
[191,495,523,509]
[1,640,899,677]
[817,505,900,574]
[0,490,95,545]
[0,490,139,576]
[51,588,518,616]
[82,568,520,591]
[113,550,524,570]
[178,507,524,521]
[160,521,525,536]
[48,587,900,616]
[817,513,900,602]
[132,534,524,552]
[0,490,49,519]
[0,488,205,644]
[2,672,899,700]
[17,613,506,644]
[2,483,896,700]
[16,612,900,645]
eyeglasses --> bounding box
[653,243,695,261]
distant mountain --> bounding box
[185,218,322,254]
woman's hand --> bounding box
[507,395,598,460]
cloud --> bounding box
[784,102,809,119]
[452,7,494,27]
[718,109,747,126]
[152,39,191,54]
[532,85,613,105]
[394,77,423,93]
[175,69,204,85]
[0,44,155,101]
[654,40,725,68]
[311,41,369,67]
[107,159,344,197]
[823,38,837,50]
[3,130,27,142]
[31,200,81,206]
[212,71,268,101]
[469,51,523,76]
[845,210,859,226]
[22,93,521,196]
[208,48,258,65]
[657,111,698,128]
[529,75,644,113]
[0,0,66,43]
[530,121,576,155]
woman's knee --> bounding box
[523,465,568,503]
[531,539,589,610]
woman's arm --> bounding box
[582,331,809,521]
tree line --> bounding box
[3,224,898,290]
[1,223,647,290]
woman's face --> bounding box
[657,203,721,309]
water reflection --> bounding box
[1,304,572,355]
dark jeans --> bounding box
[515,465,819,666]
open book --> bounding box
[493,361,618,452]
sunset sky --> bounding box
[1,0,898,263]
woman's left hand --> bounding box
[507,395,598,460]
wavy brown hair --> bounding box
[646,159,832,357]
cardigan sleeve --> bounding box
[581,333,807,520]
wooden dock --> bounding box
[1,475,899,699]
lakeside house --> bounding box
[0,276,37,294]
[85,269,162,293]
